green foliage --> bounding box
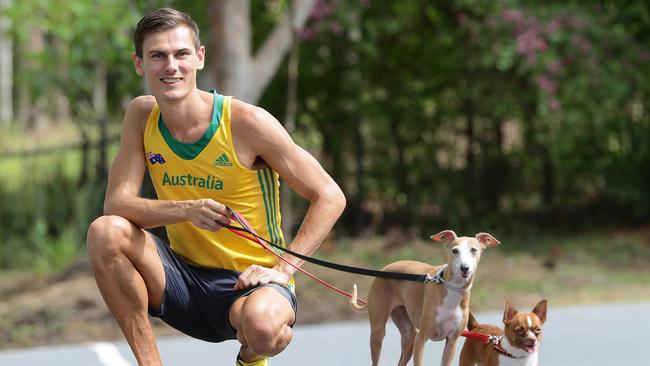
[5,0,141,120]
[260,0,650,234]
[0,157,105,271]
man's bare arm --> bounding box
[103,96,230,230]
[231,101,346,288]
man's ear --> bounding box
[197,45,206,70]
[132,52,144,76]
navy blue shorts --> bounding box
[147,233,298,343]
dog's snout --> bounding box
[460,264,470,273]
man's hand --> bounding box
[234,264,291,290]
[186,198,231,231]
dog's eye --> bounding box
[452,248,459,254]
[470,247,478,254]
[534,327,541,334]
[515,328,525,335]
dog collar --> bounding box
[495,343,528,359]
[424,266,472,293]
[493,337,529,359]
[462,331,529,359]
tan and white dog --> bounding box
[459,300,548,366]
[350,230,500,366]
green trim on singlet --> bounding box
[265,168,284,248]
[257,168,284,256]
[158,90,224,160]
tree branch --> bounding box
[246,0,316,103]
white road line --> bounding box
[91,342,132,366]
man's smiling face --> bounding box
[133,25,204,102]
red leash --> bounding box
[461,330,495,343]
[225,208,367,305]
[461,331,522,358]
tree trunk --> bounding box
[0,0,13,124]
[24,28,47,130]
[209,0,251,98]
[208,0,316,103]
[247,0,316,103]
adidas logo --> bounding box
[213,153,233,167]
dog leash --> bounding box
[460,331,525,358]
[223,207,440,284]
[461,331,501,344]
[223,207,470,305]
[223,207,368,305]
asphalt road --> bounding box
[1,301,648,365]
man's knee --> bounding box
[240,302,293,356]
[87,215,134,263]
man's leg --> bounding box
[87,215,166,366]
[229,287,296,363]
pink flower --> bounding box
[545,18,562,34]
[526,53,537,65]
[517,30,546,54]
[311,0,331,21]
[549,61,563,75]
[549,99,562,113]
[502,9,524,23]
[517,33,532,53]
[300,28,316,41]
[537,75,556,93]
[329,21,343,36]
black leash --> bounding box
[224,208,435,283]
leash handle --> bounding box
[226,208,368,305]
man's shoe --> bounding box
[236,355,268,366]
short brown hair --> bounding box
[133,8,201,58]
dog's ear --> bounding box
[503,300,518,324]
[467,312,478,330]
[532,299,548,324]
[475,233,500,248]
[431,230,457,244]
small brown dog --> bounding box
[350,230,500,366]
[459,300,548,366]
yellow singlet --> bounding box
[143,91,290,282]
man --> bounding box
[87,8,345,366]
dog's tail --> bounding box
[349,284,367,312]
[467,311,478,331]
